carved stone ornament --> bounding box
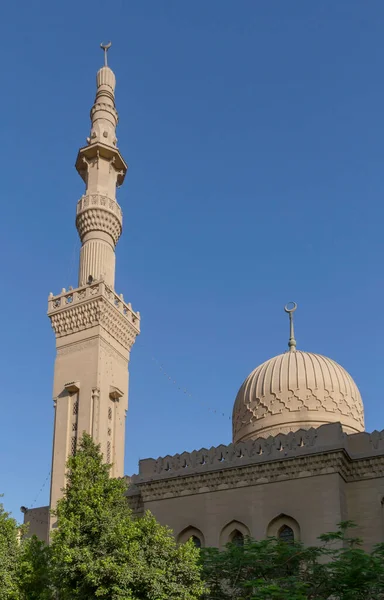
[76,194,123,246]
[48,281,140,351]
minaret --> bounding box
[48,44,140,527]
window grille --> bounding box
[107,441,111,463]
[108,407,112,420]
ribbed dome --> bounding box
[232,351,364,443]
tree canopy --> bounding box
[201,522,384,599]
[50,433,203,600]
[0,499,20,600]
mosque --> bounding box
[24,47,384,550]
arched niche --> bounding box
[266,514,300,542]
[177,526,205,548]
[219,520,250,548]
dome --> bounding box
[232,305,365,443]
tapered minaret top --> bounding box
[75,43,127,289]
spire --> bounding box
[74,43,128,289]
[100,41,112,66]
[87,42,118,150]
[284,302,297,352]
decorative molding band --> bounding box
[76,194,122,245]
[77,194,122,220]
[127,450,384,504]
[136,423,384,482]
[48,282,140,351]
[130,452,349,503]
[90,102,118,124]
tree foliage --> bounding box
[0,498,21,599]
[201,522,384,599]
[18,535,52,600]
[50,432,203,600]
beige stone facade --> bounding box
[127,423,384,550]
[24,49,383,551]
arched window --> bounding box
[230,529,244,547]
[278,524,294,544]
[177,527,204,548]
[191,535,202,549]
[219,520,250,548]
[266,514,300,542]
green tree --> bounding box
[18,535,52,600]
[0,499,21,600]
[50,432,203,600]
[201,522,384,599]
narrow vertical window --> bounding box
[231,530,244,547]
[191,535,201,548]
[278,525,294,544]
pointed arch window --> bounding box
[267,514,300,542]
[231,529,244,547]
[177,527,204,548]
[278,524,294,544]
[191,535,202,549]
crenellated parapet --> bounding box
[48,281,140,351]
[123,424,384,506]
[135,423,384,483]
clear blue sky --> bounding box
[0,1,383,521]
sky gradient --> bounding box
[0,1,383,520]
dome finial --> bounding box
[100,41,112,67]
[284,302,297,351]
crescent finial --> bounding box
[284,302,297,351]
[100,41,112,67]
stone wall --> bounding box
[133,423,384,483]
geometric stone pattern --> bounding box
[48,281,140,351]
[232,351,365,442]
[127,423,384,504]
[76,193,122,245]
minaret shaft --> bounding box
[48,51,139,531]
[75,65,126,289]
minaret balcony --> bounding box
[76,142,127,187]
[47,281,140,351]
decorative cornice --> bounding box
[137,423,384,483]
[48,281,140,351]
[90,102,118,123]
[76,143,127,187]
[76,194,122,245]
[129,451,351,503]
[77,194,122,220]
[127,451,384,504]
[126,423,384,503]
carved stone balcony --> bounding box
[48,281,140,351]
